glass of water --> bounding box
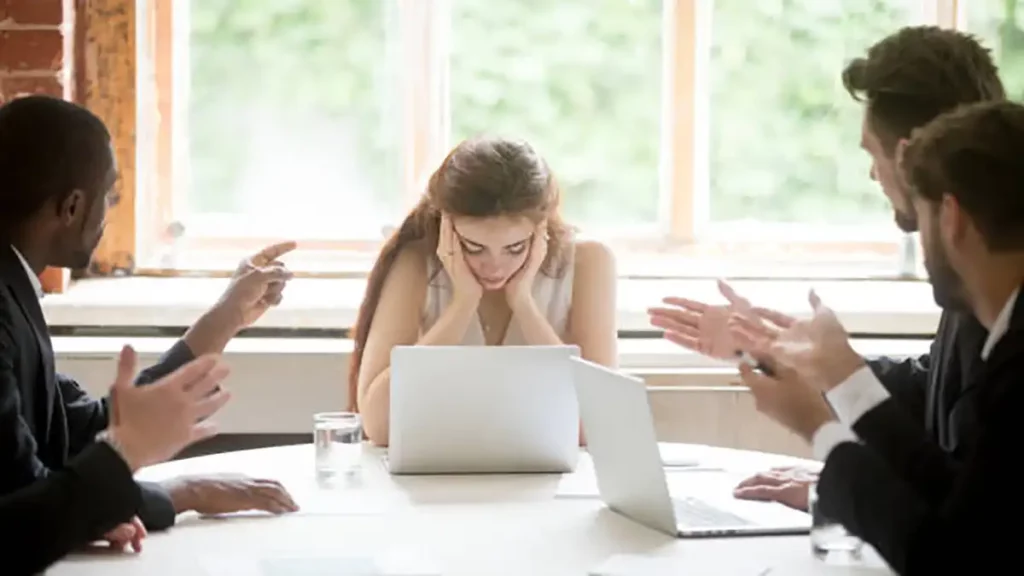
[314,412,363,479]
[809,481,863,559]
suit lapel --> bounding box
[0,246,56,414]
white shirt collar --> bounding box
[9,245,43,299]
[981,286,1020,360]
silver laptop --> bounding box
[571,357,811,537]
[387,345,581,474]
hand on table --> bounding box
[733,467,819,511]
[97,515,146,553]
[164,474,299,517]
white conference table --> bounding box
[52,443,893,575]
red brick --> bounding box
[0,74,63,103]
[0,29,62,72]
[0,0,64,26]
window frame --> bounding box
[78,0,964,288]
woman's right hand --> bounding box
[437,213,483,306]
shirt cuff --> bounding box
[811,421,858,462]
[825,365,891,425]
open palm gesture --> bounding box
[648,280,795,359]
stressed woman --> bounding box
[349,136,617,446]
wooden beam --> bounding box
[666,0,698,242]
[73,0,137,276]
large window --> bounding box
[962,0,1024,101]
[708,0,916,229]
[187,0,402,240]
[122,0,967,278]
[450,0,663,229]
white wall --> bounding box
[56,336,928,458]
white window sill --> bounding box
[52,334,930,372]
[42,276,941,336]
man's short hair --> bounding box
[0,95,111,230]
[903,100,1024,252]
[842,26,1005,154]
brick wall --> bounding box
[0,0,72,292]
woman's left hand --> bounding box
[505,222,548,312]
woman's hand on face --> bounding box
[437,213,483,306]
[505,221,548,312]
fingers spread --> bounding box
[808,289,823,310]
[649,309,701,334]
[751,306,796,329]
[191,388,232,422]
[660,296,706,313]
[662,330,701,351]
[166,355,222,391]
[114,345,138,389]
[183,363,231,400]
[717,279,751,309]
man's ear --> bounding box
[58,189,86,225]
[940,194,967,248]
[895,137,910,171]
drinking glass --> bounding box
[314,412,363,478]
[809,481,863,559]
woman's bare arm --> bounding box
[566,240,618,368]
[356,248,477,445]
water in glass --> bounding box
[314,412,363,478]
[809,481,863,559]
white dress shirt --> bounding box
[811,286,1020,461]
[10,245,43,299]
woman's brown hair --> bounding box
[347,136,570,410]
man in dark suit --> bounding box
[6,347,231,576]
[647,26,1002,510]
[737,100,1024,574]
[0,95,298,548]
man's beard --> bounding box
[894,210,918,234]
[923,227,966,311]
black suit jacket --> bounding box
[818,287,1024,575]
[0,245,194,531]
[867,309,987,459]
[5,441,142,576]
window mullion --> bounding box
[399,0,449,212]
[665,0,699,243]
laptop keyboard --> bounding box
[672,497,753,528]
